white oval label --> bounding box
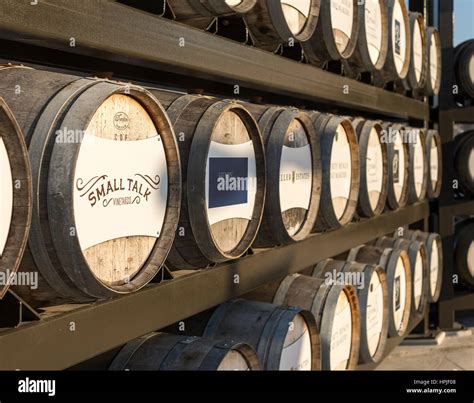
[206,140,257,225]
[413,18,423,82]
[393,256,407,332]
[413,131,425,198]
[279,313,312,370]
[330,124,352,220]
[331,0,354,53]
[468,148,474,182]
[429,33,439,89]
[0,137,13,257]
[430,240,439,298]
[365,0,383,65]
[281,0,311,36]
[366,127,384,211]
[413,251,423,310]
[468,241,474,277]
[73,95,168,252]
[280,144,313,213]
[217,350,250,371]
[392,130,406,202]
[330,291,353,370]
[392,0,407,75]
[366,271,385,357]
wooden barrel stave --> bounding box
[110,332,261,370]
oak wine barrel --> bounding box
[343,0,389,77]
[203,299,320,370]
[376,0,410,84]
[243,0,321,51]
[376,236,428,319]
[0,67,181,306]
[381,123,410,210]
[150,90,266,269]
[425,129,442,198]
[0,99,32,298]
[245,105,321,247]
[310,113,360,230]
[352,119,388,218]
[425,27,442,96]
[454,39,474,100]
[167,0,257,30]
[454,131,474,195]
[396,229,443,303]
[302,0,359,65]
[454,219,474,288]
[110,332,261,370]
[347,244,411,337]
[405,12,427,92]
[313,260,388,365]
[406,127,428,203]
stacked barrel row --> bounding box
[0,66,441,310]
[120,0,442,95]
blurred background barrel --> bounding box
[455,219,474,288]
[424,27,442,96]
[244,0,320,52]
[110,332,261,370]
[203,299,320,370]
[347,244,411,337]
[454,131,474,195]
[405,12,427,92]
[302,0,359,65]
[310,113,360,230]
[352,119,388,218]
[396,230,443,303]
[0,99,32,298]
[313,260,388,365]
[343,0,388,78]
[454,39,474,101]
[247,105,321,247]
[425,129,442,198]
[0,67,181,306]
[151,91,266,270]
[376,237,428,320]
[382,123,410,210]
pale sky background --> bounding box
[454,0,474,45]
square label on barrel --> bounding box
[393,149,400,184]
[395,20,401,55]
[395,275,401,310]
[208,157,248,209]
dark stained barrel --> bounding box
[455,131,474,195]
[454,39,474,100]
[454,219,474,288]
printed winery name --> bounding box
[76,174,160,207]
[280,171,311,183]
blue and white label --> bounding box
[206,140,257,225]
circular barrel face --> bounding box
[73,94,168,287]
[366,270,385,357]
[470,54,474,85]
[205,110,257,253]
[412,18,424,83]
[279,118,313,236]
[430,239,439,297]
[365,0,384,66]
[413,131,425,199]
[217,350,251,371]
[391,129,406,203]
[413,250,423,310]
[469,146,474,183]
[468,241,474,277]
[279,313,312,370]
[366,127,384,211]
[331,0,355,54]
[392,256,408,333]
[329,290,353,370]
[0,137,13,257]
[392,0,408,76]
[281,0,312,36]
[429,33,439,90]
[429,135,440,190]
[330,124,352,220]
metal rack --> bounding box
[0,0,433,369]
[435,0,474,330]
